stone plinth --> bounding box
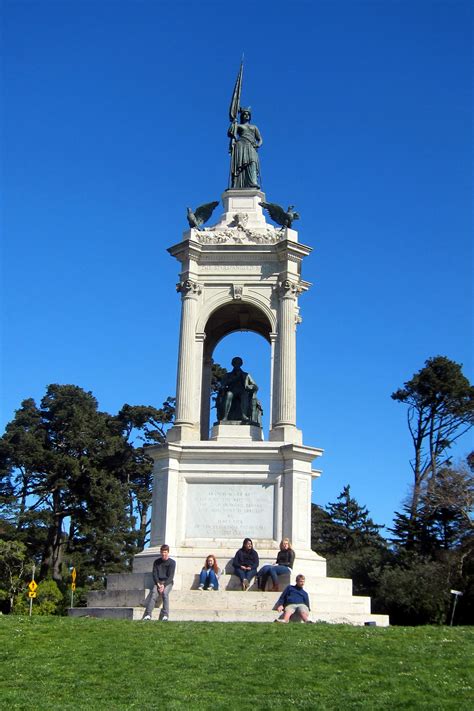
[146,439,322,551]
[210,423,263,442]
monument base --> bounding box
[210,423,263,442]
[147,438,322,550]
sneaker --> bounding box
[208,584,214,590]
[198,585,204,590]
[142,615,151,621]
[161,615,169,622]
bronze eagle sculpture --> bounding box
[186,201,219,229]
[260,202,300,228]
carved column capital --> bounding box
[176,279,202,296]
[277,279,303,299]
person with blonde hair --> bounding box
[197,554,222,591]
[257,538,295,592]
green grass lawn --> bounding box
[1,618,472,710]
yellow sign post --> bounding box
[28,565,37,617]
[70,568,77,608]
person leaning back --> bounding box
[142,544,176,621]
[274,574,311,623]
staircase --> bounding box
[69,570,389,626]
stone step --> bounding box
[106,572,353,596]
[132,549,328,578]
[69,606,390,627]
[87,589,371,614]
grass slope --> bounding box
[1,618,472,710]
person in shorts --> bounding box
[274,574,310,623]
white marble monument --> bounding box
[133,187,328,581]
[71,187,388,624]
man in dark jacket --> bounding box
[274,574,311,623]
[143,544,176,621]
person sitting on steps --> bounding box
[142,544,176,621]
[232,537,259,590]
[257,538,295,592]
[197,554,222,590]
[274,574,311,623]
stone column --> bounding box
[270,280,302,444]
[269,332,278,428]
[168,279,201,441]
[200,353,213,440]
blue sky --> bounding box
[2,0,472,531]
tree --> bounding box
[116,399,175,551]
[312,485,385,554]
[389,455,474,624]
[0,385,134,582]
[311,486,388,598]
[392,356,474,528]
[376,555,452,625]
[0,540,31,613]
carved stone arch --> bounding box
[199,296,275,439]
[197,292,276,347]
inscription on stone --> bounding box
[200,264,262,272]
[186,482,274,538]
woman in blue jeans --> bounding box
[232,538,259,590]
[197,554,222,590]
[257,538,295,592]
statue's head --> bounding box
[231,356,243,368]
[239,106,251,122]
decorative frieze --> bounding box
[196,222,281,245]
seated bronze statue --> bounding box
[215,357,262,426]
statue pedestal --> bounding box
[210,423,263,442]
[146,438,322,554]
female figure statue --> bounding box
[228,107,263,189]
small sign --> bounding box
[28,591,37,598]
[71,582,76,591]
[71,568,77,583]
[28,580,38,593]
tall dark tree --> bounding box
[0,385,134,582]
[311,486,387,598]
[388,455,474,624]
[392,356,474,528]
[319,485,385,552]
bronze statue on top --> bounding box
[228,62,263,190]
[228,108,263,189]
[215,357,262,426]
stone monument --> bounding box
[71,65,388,624]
